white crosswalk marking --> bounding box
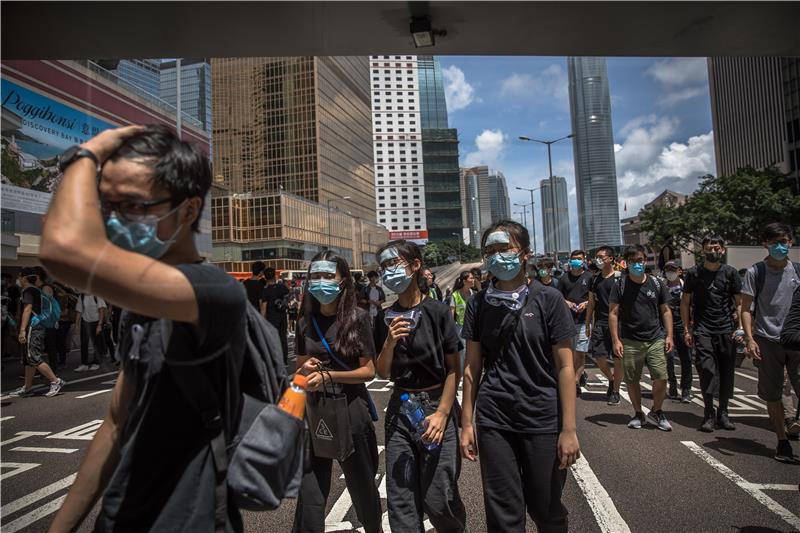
[75,388,113,399]
[570,455,632,533]
[3,494,67,533]
[1,473,76,516]
[46,420,103,440]
[1,431,51,447]
[0,462,39,481]
[10,447,79,454]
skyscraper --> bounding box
[459,166,492,246]
[211,57,386,272]
[160,59,213,134]
[707,57,796,183]
[418,55,462,242]
[568,57,622,250]
[487,171,511,223]
[540,176,570,255]
[105,59,161,96]
[370,55,427,244]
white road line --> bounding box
[682,441,800,530]
[570,454,632,533]
[743,483,800,491]
[75,388,113,399]
[1,431,51,447]
[0,416,16,422]
[1,473,76,516]
[735,370,759,382]
[0,462,40,481]
[10,447,79,454]
[47,420,104,441]
[3,494,67,533]
[0,371,117,399]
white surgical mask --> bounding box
[666,271,679,282]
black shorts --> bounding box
[590,323,614,361]
[24,326,46,367]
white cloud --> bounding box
[615,116,715,215]
[464,129,508,167]
[646,58,707,87]
[658,86,707,107]
[499,64,568,110]
[442,65,476,112]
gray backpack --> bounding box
[163,303,306,532]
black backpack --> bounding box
[162,302,305,532]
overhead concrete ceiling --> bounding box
[2,1,799,59]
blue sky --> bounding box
[440,56,715,251]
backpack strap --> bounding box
[160,319,229,533]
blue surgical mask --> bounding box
[629,262,645,276]
[381,265,412,294]
[105,202,184,259]
[769,242,790,261]
[569,259,584,270]
[486,252,522,281]
[308,279,341,304]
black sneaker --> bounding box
[775,439,796,463]
[681,389,692,403]
[717,411,735,430]
[785,417,800,441]
[700,409,716,433]
[580,371,589,388]
[668,385,679,400]
[607,391,621,406]
[606,382,613,399]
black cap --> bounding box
[20,267,37,278]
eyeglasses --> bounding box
[482,248,519,262]
[378,258,407,273]
[100,197,173,221]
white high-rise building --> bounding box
[370,55,428,245]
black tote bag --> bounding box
[306,371,354,462]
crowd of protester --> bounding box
[3,124,798,532]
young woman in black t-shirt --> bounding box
[374,240,466,533]
[460,221,580,533]
[292,251,382,533]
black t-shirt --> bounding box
[242,278,265,309]
[665,279,685,330]
[683,264,741,334]
[261,283,289,322]
[558,270,593,323]
[295,309,375,433]
[21,286,42,316]
[462,282,574,434]
[609,275,669,342]
[98,264,247,532]
[589,272,618,325]
[375,298,461,390]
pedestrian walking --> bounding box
[558,250,593,396]
[663,261,693,403]
[365,270,386,327]
[44,125,251,531]
[261,266,290,366]
[422,268,443,301]
[680,235,743,432]
[291,252,382,533]
[460,221,580,532]
[585,246,623,405]
[375,240,466,533]
[449,270,474,370]
[536,258,559,289]
[741,223,800,462]
[74,292,107,371]
[8,268,65,398]
[243,261,267,310]
[609,245,674,431]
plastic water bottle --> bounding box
[399,393,439,451]
[278,374,308,419]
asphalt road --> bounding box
[2,344,799,532]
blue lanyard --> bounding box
[310,315,351,371]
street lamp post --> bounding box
[519,134,574,264]
[451,232,462,263]
[516,185,542,256]
[327,195,351,249]
[514,202,529,237]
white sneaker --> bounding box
[45,378,65,397]
[88,364,100,371]
[74,365,89,372]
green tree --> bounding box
[639,167,800,251]
[423,242,443,266]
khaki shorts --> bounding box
[622,338,668,383]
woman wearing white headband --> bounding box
[374,240,466,533]
[292,250,382,533]
[460,220,580,532]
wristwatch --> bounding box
[58,145,100,173]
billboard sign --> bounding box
[389,229,429,246]
[1,78,115,214]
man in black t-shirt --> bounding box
[609,245,674,431]
[261,267,290,365]
[663,261,693,403]
[46,125,248,532]
[558,249,593,396]
[681,235,743,432]
[585,245,623,405]
[242,261,266,310]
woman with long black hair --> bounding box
[374,240,466,533]
[460,220,581,532]
[292,250,382,533]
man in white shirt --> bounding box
[75,293,107,371]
